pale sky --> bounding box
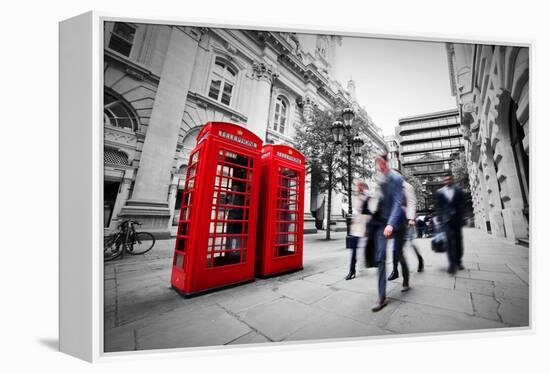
[333,37,457,137]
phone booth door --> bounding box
[256,145,305,277]
[171,122,262,297]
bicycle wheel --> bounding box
[104,235,123,261]
[126,232,155,255]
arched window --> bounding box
[273,96,289,134]
[208,57,237,106]
[104,91,139,131]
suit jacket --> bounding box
[374,170,406,230]
[436,184,464,228]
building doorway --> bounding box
[104,181,120,227]
[172,188,184,226]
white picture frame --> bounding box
[59,10,533,363]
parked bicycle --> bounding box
[104,220,155,262]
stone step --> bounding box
[516,237,529,247]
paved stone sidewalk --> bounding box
[104,228,529,352]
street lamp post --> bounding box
[330,107,364,237]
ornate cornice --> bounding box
[104,49,160,84]
[252,61,279,82]
[298,95,317,108]
[175,26,208,42]
[187,91,248,123]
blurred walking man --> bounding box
[370,153,408,312]
[388,177,424,281]
[436,174,465,274]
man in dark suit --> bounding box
[369,153,408,312]
[436,174,465,274]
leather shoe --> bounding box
[387,270,399,281]
[345,272,356,280]
[457,264,465,270]
[417,256,424,272]
[371,298,388,312]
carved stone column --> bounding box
[300,95,317,125]
[480,139,506,238]
[245,61,278,140]
[120,27,204,238]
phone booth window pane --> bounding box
[207,149,253,268]
[174,252,185,268]
[275,167,299,257]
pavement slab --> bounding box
[406,271,456,290]
[493,282,529,301]
[471,292,502,322]
[385,302,506,334]
[388,284,474,315]
[478,263,513,273]
[236,298,325,341]
[466,270,526,286]
[454,277,495,297]
[104,324,137,352]
[136,304,251,350]
[496,296,529,326]
[506,263,530,284]
[313,289,402,328]
[302,271,344,286]
[331,270,398,295]
[274,279,334,304]
[218,286,282,313]
[284,312,390,342]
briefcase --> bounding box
[364,235,377,268]
[431,231,448,253]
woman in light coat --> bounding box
[345,180,372,280]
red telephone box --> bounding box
[255,144,305,277]
[171,122,263,297]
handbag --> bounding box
[346,235,359,249]
[431,225,448,253]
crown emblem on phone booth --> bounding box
[237,130,243,135]
[289,150,293,155]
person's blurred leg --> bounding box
[346,236,358,280]
[388,241,399,280]
[394,227,409,290]
[375,229,387,303]
[456,226,464,269]
[412,243,424,272]
[445,226,458,273]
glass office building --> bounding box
[398,109,463,214]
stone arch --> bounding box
[176,126,202,170]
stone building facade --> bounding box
[103,22,386,237]
[446,43,529,242]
